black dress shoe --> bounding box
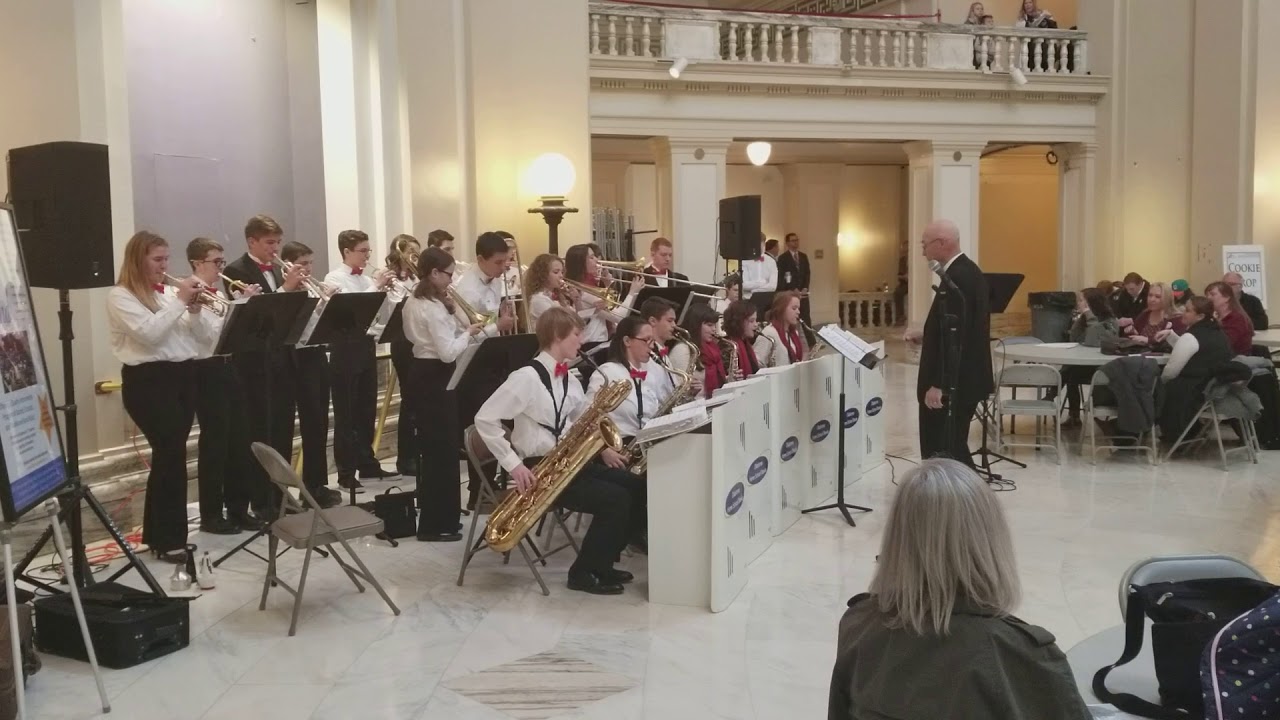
[416,531,463,542]
[567,572,624,595]
[228,510,267,532]
[337,475,364,490]
[151,548,187,564]
[602,568,634,585]
[199,518,241,535]
[396,464,417,477]
[358,466,399,481]
[309,487,343,509]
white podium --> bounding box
[858,363,886,472]
[757,364,804,536]
[713,376,774,566]
[800,354,840,508]
[839,356,866,488]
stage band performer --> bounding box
[523,253,575,328]
[904,219,993,468]
[586,315,668,442]
[640,297,680,400]
[676,304,731,398]
[722,300,762,378]
[222,215,308,526]
[186,237,255,534]
[755,291,807,368]
[643,237,689,287]
[452,231,517,336]
[403,247,484,542]
[475,306,645,595]
[384,234,423,478]
[741,232,778,320]
[324,230,397,488]
[281,241,343,508]
[563,243,644,347]
[108,231,212,562]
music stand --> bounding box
[973,273,1026,481]
[803,325,877,527]
[212,292,313,568]
[377,298,405,346]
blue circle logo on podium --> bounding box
[747,456,769,485]
[810,419,831,443]
[781,436,799,461]
[725,482,745,516]
[843,407,860,428]
[867,397,884,416]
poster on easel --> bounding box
[0,204,70,522]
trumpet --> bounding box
[220,273,253,294]
[163,274,231,316]
[271,255,338,298]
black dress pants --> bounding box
[390,339,418,472]
[122,361,196,553]
[1159,376,1208,439]
[409,359,461,534]
[330,338,378,476]
[233,350,296,515]
[550,462,646,575]
[293,347,331,491]
[918,395,980,467]
[193,357,251,521]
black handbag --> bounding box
[1093,577,1279,719]
[371,487,416,539]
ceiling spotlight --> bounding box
[668,57,690,79]
[1010,67,1028,87]
[746,141,772,166]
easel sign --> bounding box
[0,205,70,523]
[1223,245,1267,308]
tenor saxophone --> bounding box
[484,380,631,554]
[625,330,699,474]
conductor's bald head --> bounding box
[921,220,961,263]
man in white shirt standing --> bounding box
[740,232,778,320]
[453,232,517,337]
[324,230,398,489]
[475,307,645,595]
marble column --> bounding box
[651,137,729,284]
[1056,142,1098,292]
[903,141,985,324]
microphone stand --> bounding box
[930,261,967,471]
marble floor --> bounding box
[24,358,1280,720]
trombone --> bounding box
[563,278,639,314]
[595,258,725,293]
[164,273,231,316]
[271,254,338,298]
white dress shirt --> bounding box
[403,295,474,362]
[107,285,216,365]
[741,253,778,298]
[528,290,558,328]
[651,272,670,289]
[576,288,638,343]
[586,359,669,437]
[248,252,278,292]
[193,288,229,359]
[475,352,585,472]
[454,264,504,338]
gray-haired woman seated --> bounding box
[828,459,1090,720]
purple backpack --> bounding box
[1202,590,1280,719]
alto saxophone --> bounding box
[718,335,741,381]
[484,380,631,554]
[755,330,778,368]
[625,330,700,474]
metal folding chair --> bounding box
[1162,379,1260,469]
[1086,369,1159,465]
[994,363,1064,463]
[251,443,400,636]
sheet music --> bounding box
[670,394,734,415]
[818,325,875,364]
[447,341,483,391]
[635,405,710,443]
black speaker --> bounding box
[718,195,761,261]
[6,141,114,289]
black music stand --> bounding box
[803,325,876,527]
[212,292,313,568]
[377,298,405,346]
[972,273,1026,480]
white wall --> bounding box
[124,0,321,262]
[839,165,904,293]
[1255,0,1280,308]
[726,164,786,242]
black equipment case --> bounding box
[33,582,189,669]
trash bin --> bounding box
[1028,291,1077,342]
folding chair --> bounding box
[1086,370,1158,465]
[1118,554,1266,616]
[1162,379,1260,469]
[250,442,400,636]
[456,425,580,596]
[994,363,1064,463]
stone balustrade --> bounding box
[839,292,898,329]
[588,2,1087,76]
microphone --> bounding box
[928,259,960,292]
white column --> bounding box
[903,141,985,324]
[317,0,362,249]
[652,138,730,284]
[1056,142,1098,291]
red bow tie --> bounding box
[630,369,647,380]
[203,287,216,295]
[554,362,569,378]
[756,257,763,262]
[152,283,166,293]
[257,263,273,272]
[658,347,669,357]
[351,267,363,276]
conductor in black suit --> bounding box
[643,237,689,287]
[776,232,812,332]
[904,220,992,467]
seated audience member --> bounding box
[1224,271,1269,331]
[963,1,986,23]
[1170,279,1192,311]
[1111,272,1148,321]
[1205,281,1254,355]
[828,458,1090,720]
[1155,296,1235,439]
[1120,281,1184,347]
[1061,288,1119,425]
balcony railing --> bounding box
[588,2,1088,76]
[839,292,899,329]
